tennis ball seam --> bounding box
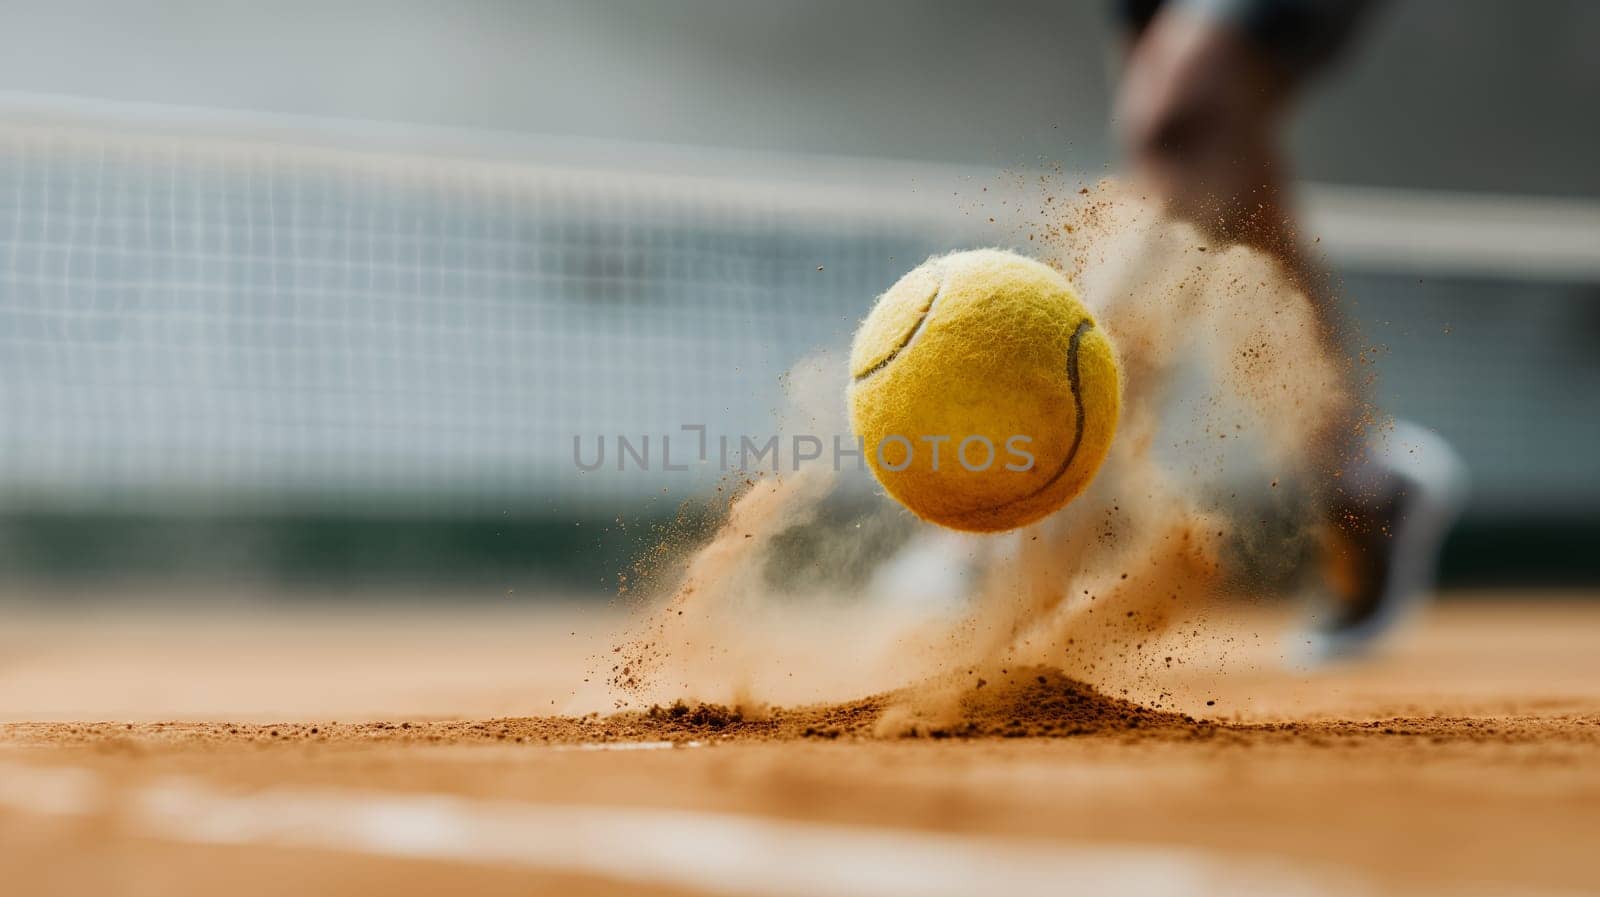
[849,248,1120,532]
[851,265,947,383]
[856,302,1097,520]
[943,317,1095,523]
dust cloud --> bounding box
[609,180,1356,719]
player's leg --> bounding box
[1113,0,1350,363]
[1116,4,1297,255]
[1112,0,1467,660]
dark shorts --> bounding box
[1116,0,1379,76]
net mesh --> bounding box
[1,114,1596,518]
[0,123,977,513]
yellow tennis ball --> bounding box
[848,249,1120,532]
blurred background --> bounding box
[0,0,1596,597]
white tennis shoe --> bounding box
[1293,420,1470,666]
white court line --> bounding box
[0,760,1356,897]
[546,739,702,752]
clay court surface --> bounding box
[2,593,1597,896]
